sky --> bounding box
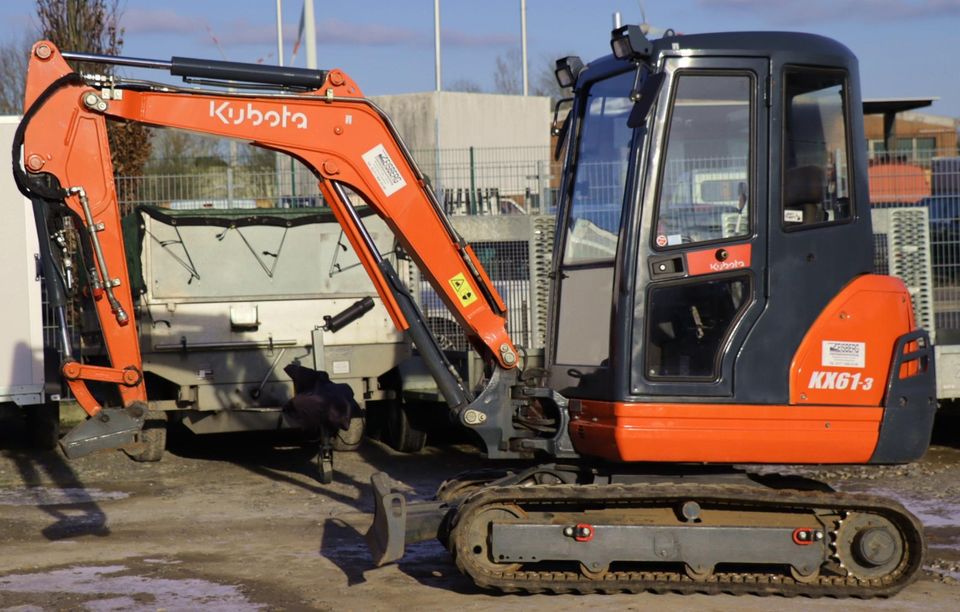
[1,0,959,118]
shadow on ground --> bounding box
[0,405,110,540]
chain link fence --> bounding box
[870,149,960,343]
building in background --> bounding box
[865,107,958,161]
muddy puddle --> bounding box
[0,487,128,506]
[0,563,263,611]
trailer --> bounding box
[0,117,58,448]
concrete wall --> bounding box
[371,91,551,152]
[371,92,552,201]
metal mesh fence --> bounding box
[415,239,534,350]
[117,146,557,213]
[409,146,558,215]
[870,149,960,342]
[53,143,960,385]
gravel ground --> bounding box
[0,410,957,611]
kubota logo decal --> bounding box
[807,370,874,391]
[708,259,746,272]
[209,101,308,129]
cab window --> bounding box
[562,71,635,264]
[782,69,852,228]
[654,73,752,248]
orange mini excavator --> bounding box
[15,27,936,597]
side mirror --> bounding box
[627,71,664,129]
[552,97,574,161]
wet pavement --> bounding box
[0,412,957,611]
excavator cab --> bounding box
[549,31,936,465]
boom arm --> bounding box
[17,41,522,448]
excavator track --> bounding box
[448,482,925,597]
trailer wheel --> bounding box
[331,413,365,452]
[383,400,426,453]
[26,400,59,450]
[127,410,167,462]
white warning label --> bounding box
[821,340,866,369]
[362,144,407,197]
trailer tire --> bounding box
[26,401,59,450]
[383,400,426,453]
[127,410,167,462]
[331,414,365,452]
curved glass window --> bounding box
[562,71,635,264]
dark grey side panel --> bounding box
[554,266,614,366]
[870,330,937,464]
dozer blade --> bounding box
[366,472,408,566]
[59,408,144,459]
[365,472,451,567]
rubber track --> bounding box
[449,482,925,597]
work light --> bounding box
[554,56,584,89]
[610,25,651,60]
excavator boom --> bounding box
[16,41,524,455]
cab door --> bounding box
[630,57,769,398]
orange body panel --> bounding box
[570,401,882,463]
[570,275,916,464]
[789,274,914,406]
[21,41,519,416]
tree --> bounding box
[0,36,32,114]
[447,78,484,93]
[491,48,575,102]
[492,49,522,95]
[37,0,152,213]
[146,130,225,175]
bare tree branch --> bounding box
[448,78,484,93]
[492,49,522,95]
[37,0,151,212]
[0,36,33,114]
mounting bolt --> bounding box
[26,154,45,171]
[321,160,340,175]
[680,500,701,522]
[499,343,516,365]
[82,92,106,112]
[328,71,345,86]
[35,44,52,59]
[334,126,343,135]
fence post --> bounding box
[537,159,547,214]
[226,166,234,208]
[469,146,476,215]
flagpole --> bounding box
[276,0,284,67]
[275,0,285,206]
[520,0,528,96]
[434,0,441,91]
[304,0,317,69]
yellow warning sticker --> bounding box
[448,273,478,307]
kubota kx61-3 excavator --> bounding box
[14,27,936,597]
